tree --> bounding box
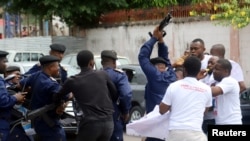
[0,0,180,28]
[190,0,250,29]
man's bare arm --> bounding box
[159,102,171,115]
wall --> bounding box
[0,36,51,55]
[0,20,249,87]
[84,20,249,86]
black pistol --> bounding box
[149,10,173,37]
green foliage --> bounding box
[0,0,223,28]
[190,0,250,29]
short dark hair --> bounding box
[217,58,232,72]
[77,50,94,68]
[183,56,201,77]
[192,38,205,46]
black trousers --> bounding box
[76,117,114,141]
[202,119,215,134]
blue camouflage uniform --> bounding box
[20,71,66,141]
[0,77,18,141]
[104,67,132,141]
[24,64,67,84]
[138,37,176,141]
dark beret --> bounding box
[0,50,9,58]
[101,50,117,60]
[150,57,167,65]
[50,43,66,53]
[6,66,20,73]
[39,55,60,65]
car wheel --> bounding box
[129,106,144,122]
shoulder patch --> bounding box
[50,77,57,82]
[114,68,124,73]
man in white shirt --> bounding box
[211,58,242,125]
[200,56,219,134]
[210,44,246,93]
[159,56,212,141]
[190,38,212,70]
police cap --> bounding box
[101,50,117,60]
[0,50,9,58]
[39,55,60,65]
[150,57,167,65]
[50,43,66,53]
[6,66,20,73]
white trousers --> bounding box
[166,130,207,141]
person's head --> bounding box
[207,56,219,75]
[190,38,206,60]
[210,44,225,59]
[213,58,232,82]
[183,56,201,77]
[77,50,95,69]
[23,27,27,31]
[4,66,21,84]
[101,50,117,68]
[174,67,184,80]
[150,57,167,72]
[49,43,66,61]
[0,51,9,74]
[39,55,60,78]
[184,50,190,56]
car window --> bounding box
[14,53,22,62]
[122,69,138,84]
[13,52,43,62]
[22,53,30,61]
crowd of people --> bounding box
[0,25,246,141]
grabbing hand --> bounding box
[56,102,68,115]
[196,69,208,80]
[121,113,130,123]
[152,26,164,42]
[14,92,27,104]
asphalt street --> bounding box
[66,133,143,141]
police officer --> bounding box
[101,50,132,141]
[4,66,32,141]
[19,55,67,141]
[4,66,21,90]
[25,43,67,84]
[138,26,177,141]
[0,50,26,141]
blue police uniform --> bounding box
[5,77,32,141]
[0,77,18,141]
[25,64,67,84]
[138,37,176,141]
[104,67,132,141]
[20,56,66,141]
[25,43,67,84]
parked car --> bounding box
[6,50,46,63]
[240,87,250,124]
[61,53,131,70]
[117,64,147,122]
[6,62,79,77]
